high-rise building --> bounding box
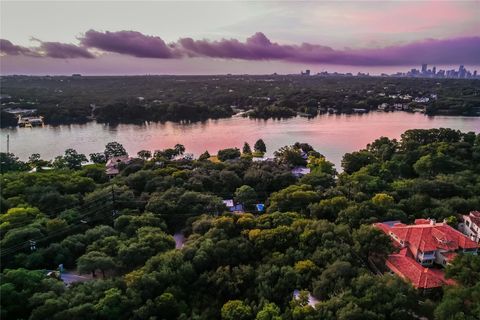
[459,65,466,78]
[421,63,427,73]
[432,66,436,75]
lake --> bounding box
[1,112,479,170]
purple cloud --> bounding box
[179,32,334,60]
[1,39,93,59]
[38,41,94,59]
[79,30,177,58]
[178,33,480,66]
[2,31,479,66]
[0,39,37,56]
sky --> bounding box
[1,0,479,75]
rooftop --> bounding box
[385,248,455,289]
[375,219,478,289]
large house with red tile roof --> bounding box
[459,211,480,243]
[374,219,478,289]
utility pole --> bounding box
[6,134,9,153]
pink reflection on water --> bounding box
[2,112,479,170]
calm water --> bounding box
[1,112,479,170]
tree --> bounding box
[0,152,28,173]
[28,153,45,169]
[445,254,480,286]
[313,261,356,299]
[63,148,88,170]
[371,193,395,207]
[267,184,320,214]
[274,146,306,166]
[94,288,129,320]
[353,225,393,261]
[198,150,210,161]
[0,207,43,232]
[309,196,349,220]
[218,148,241,161]
[104,142,127,159]
[243,142,252,155]
[434,282,480,320]
[235,185,257,209]
[341,151,377,174]
[137,150,152,160]
[254,139,267,153]
[366,137,398,161]
[77,251,116,278]
[256,303,282,320]
[174,144,186,156]
[307,156,336,175]
[89,152,106,164]
[221,300,253,320]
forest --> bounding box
[1,75,479,127]
[1,128,480,320]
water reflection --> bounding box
[1,113,479,170]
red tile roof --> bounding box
[386,252,449,289]
[374,219,478,289]
[381,220,478,254]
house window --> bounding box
[466,220,470,227]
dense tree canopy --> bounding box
[1,128,479,319]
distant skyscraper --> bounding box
[432,66,436,75]
[421,64,427,73]
[459,65,466,78]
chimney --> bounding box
[430,219,436,226]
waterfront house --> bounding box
[375,219,478,289]
[459,211,480,243]
[105,155,132,177]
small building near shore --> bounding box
[105,155,132,177]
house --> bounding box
[291,167,310,178]
[374,219,478,289]
[459,211,480,243]
[105,155,132,177]
[222,199,244,213]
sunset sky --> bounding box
[1,1,479,75]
